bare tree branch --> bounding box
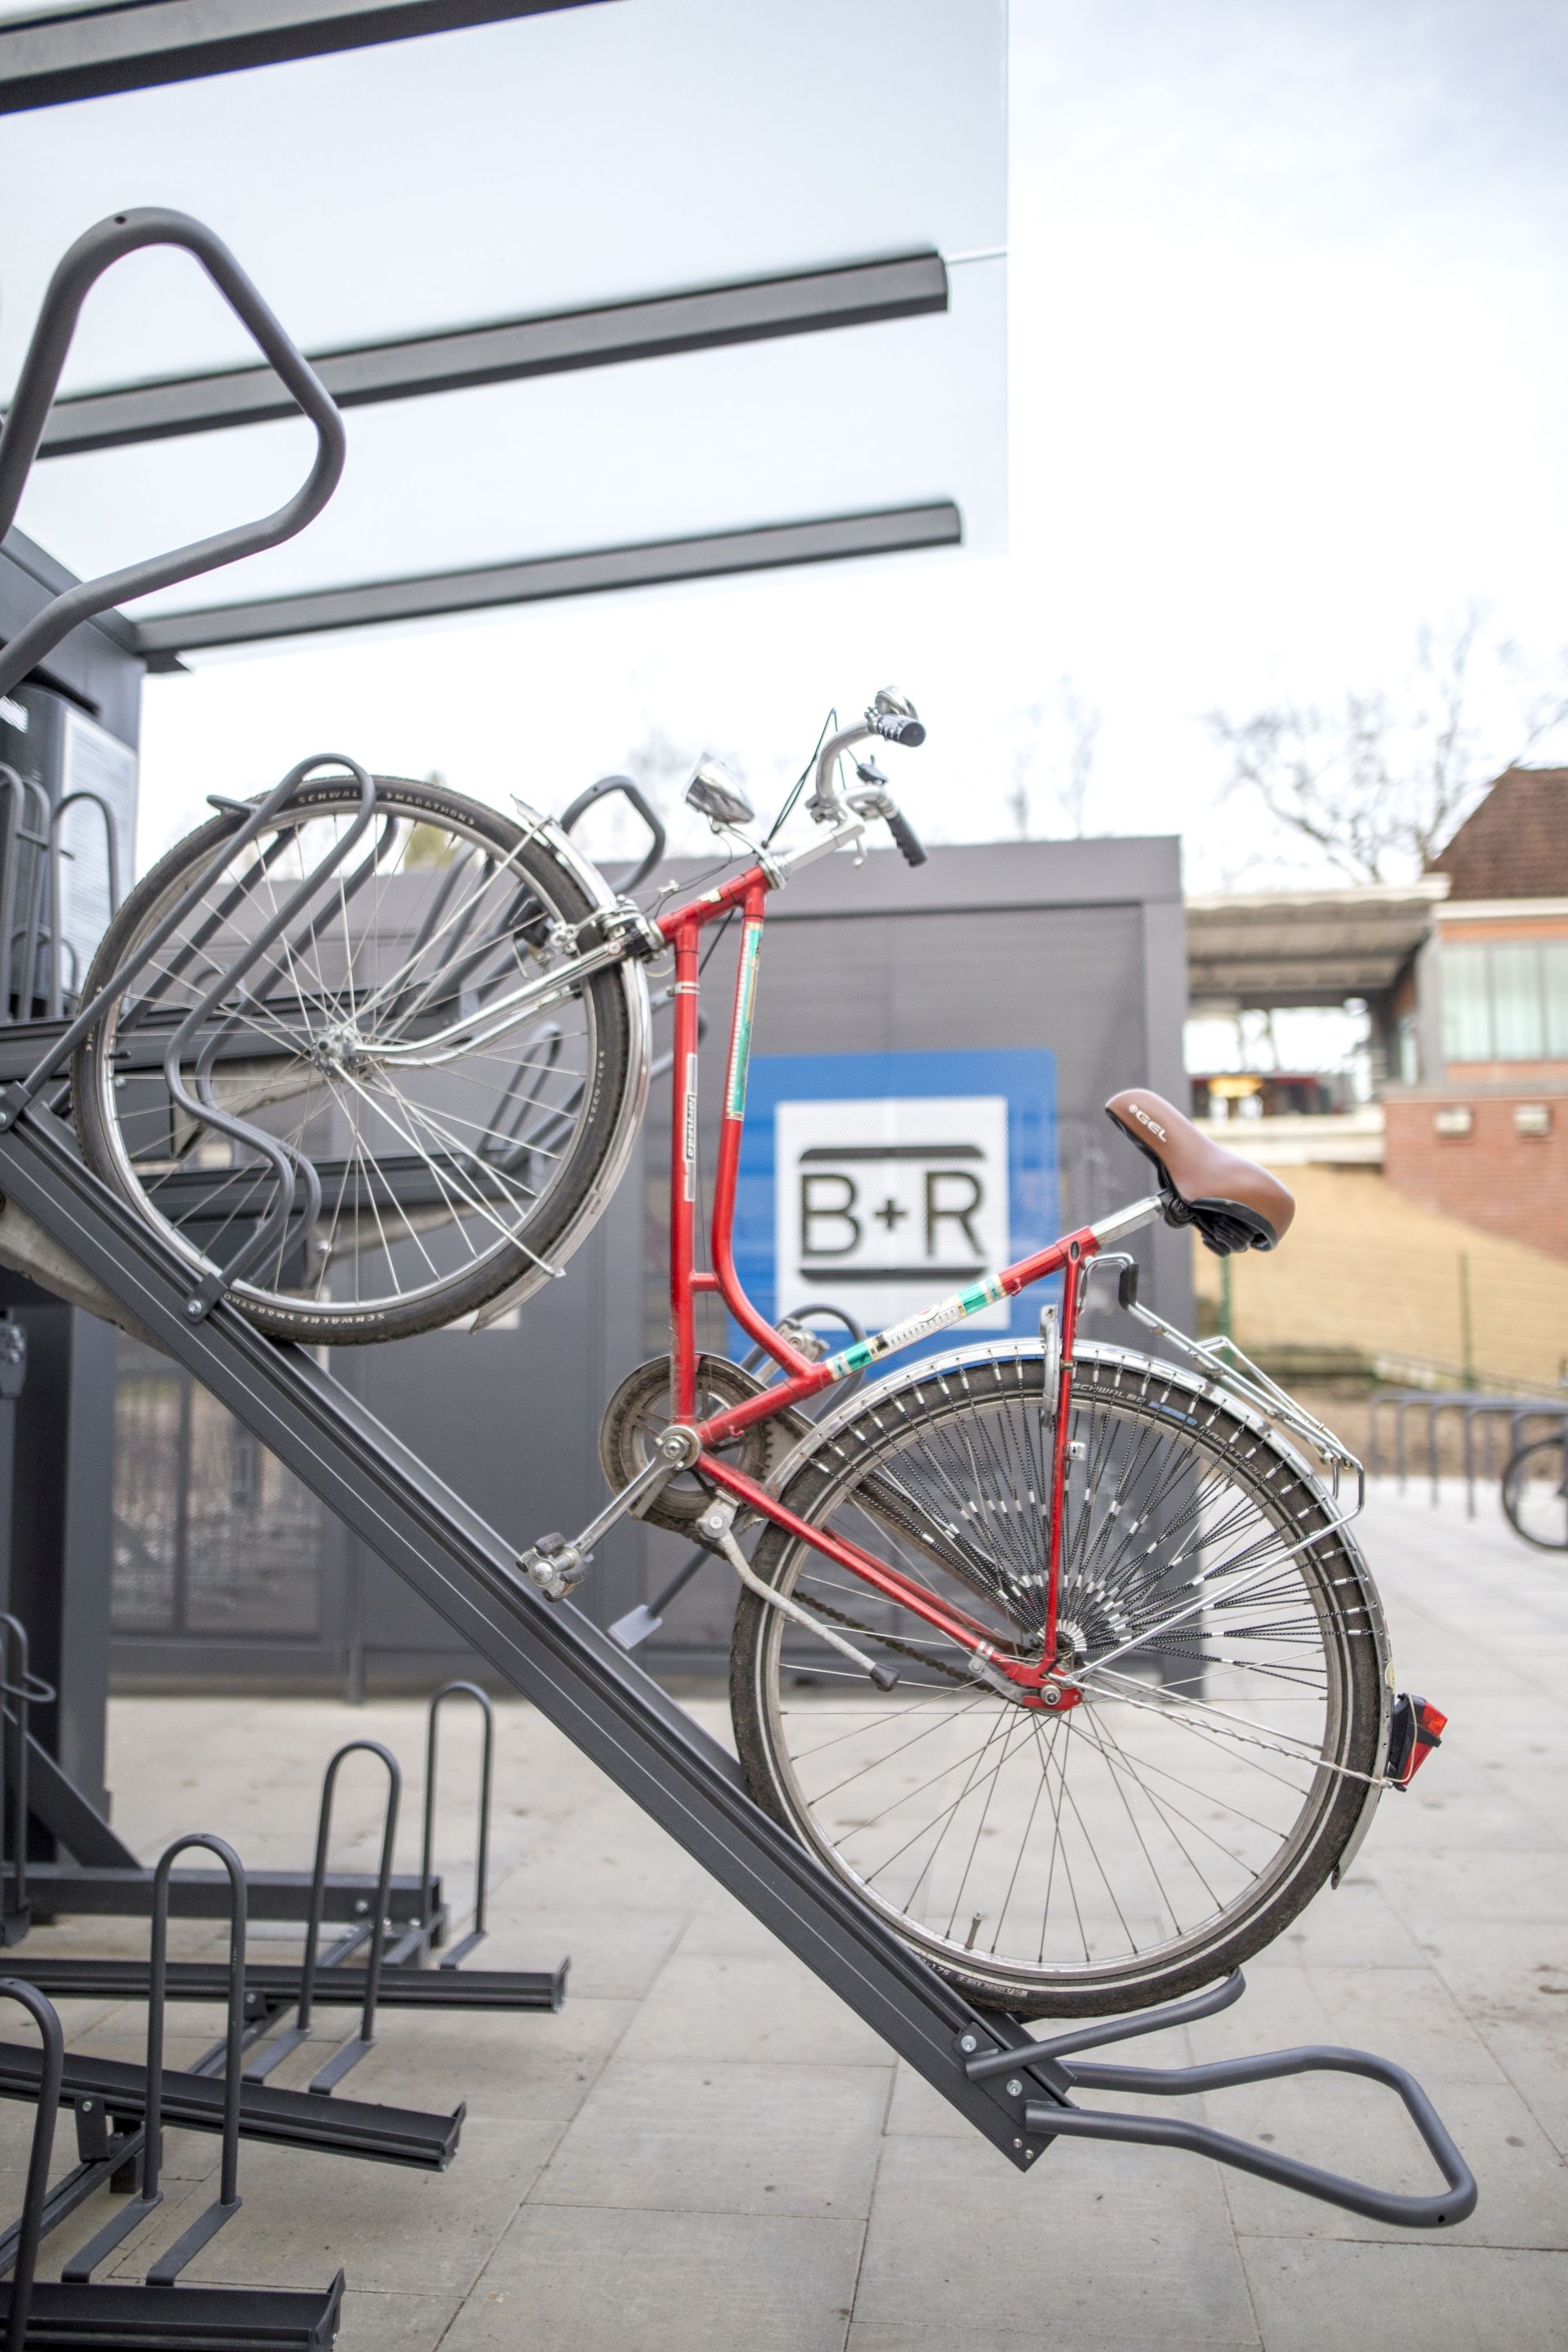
[1207,609,1566,883]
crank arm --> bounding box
[519,1449,676,1600]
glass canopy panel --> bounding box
[0,0,1006,393]
[13,255,1004,608]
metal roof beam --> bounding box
[134,501,963,662]
[39,253,949,457]
[0,0,607,114]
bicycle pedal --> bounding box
[519,1532,593,1602]
[1385,1692,1446,1788]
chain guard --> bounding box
[597,1352,809,1543]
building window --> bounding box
[1441,943,1492,1060]
[1547,942,1568,1058]
[1441,939,1568,1063]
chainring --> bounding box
[597,1352,808,1542]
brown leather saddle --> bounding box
[1104,1088,1295,1256]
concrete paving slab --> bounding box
[534,2055,889,2218]
[300,1993,640,2123]
[336,2287,458,2352]
[1197,1962,1508,2087]
[167,2114,560,2295]
[462,1901,687,2000]
[1215,2077,1568,2249]
[1252,1873,1430,1971]
[849,2330,1258,2351]
[452,2203,864,2352]
[1238,2237,1568,2352]
[617,1937,895,2069]
[853,2128,1258,2343]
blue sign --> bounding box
[735,1048,1059,1366]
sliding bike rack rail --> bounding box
[0,1977,345,2350]
[0,1098,1479,2221]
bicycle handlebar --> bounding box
[0,208,345,702]
[807,693,927,840]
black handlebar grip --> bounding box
[887,808,928,867]
[874,714,927,747]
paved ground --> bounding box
[2,1478,1563,2350]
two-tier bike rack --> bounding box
[0,204,1477,2249]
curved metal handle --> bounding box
[559,775,667,895]
[0,207,345,700]
[1028,2042,1478,2230]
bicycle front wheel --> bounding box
[730,1343,1384,2016]
[72,777,648,1342]
[1502,1435,1568,1551]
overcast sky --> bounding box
[29,0,1568,891]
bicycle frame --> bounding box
[650,851,1163,1702]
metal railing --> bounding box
[1368,1388,1568,1515]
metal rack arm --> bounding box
[0,209,344,702]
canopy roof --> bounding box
[1186,880,1450,1012]
[0,0,1005,656]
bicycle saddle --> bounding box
[1104,1088,1295,1255]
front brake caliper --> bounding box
[1386,1692,1447,1788]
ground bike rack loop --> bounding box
[0,1976,65,2348]
[960,1969,1477,2230]
[45,791,123,1023]
[0,766,51,1028]
[421,1683,495,1971]
[65,1833,249,2286]
[247,1740,402,2096]
[0,1614,55,1941]
[0,208,344,704]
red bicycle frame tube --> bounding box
[655,858,1099,1686]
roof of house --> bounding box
[1428,767,1568,900]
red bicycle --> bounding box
[76,692,1441,2016]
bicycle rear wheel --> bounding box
[72,777,648,1342]
[1502,1435,1568,1551]
[730,1343,1384,2016]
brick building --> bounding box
[1382,766,1568,1259]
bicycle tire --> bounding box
[1501,1435,1568,1552]
[72,777,648,1343]
[730,1342,1384,2016]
